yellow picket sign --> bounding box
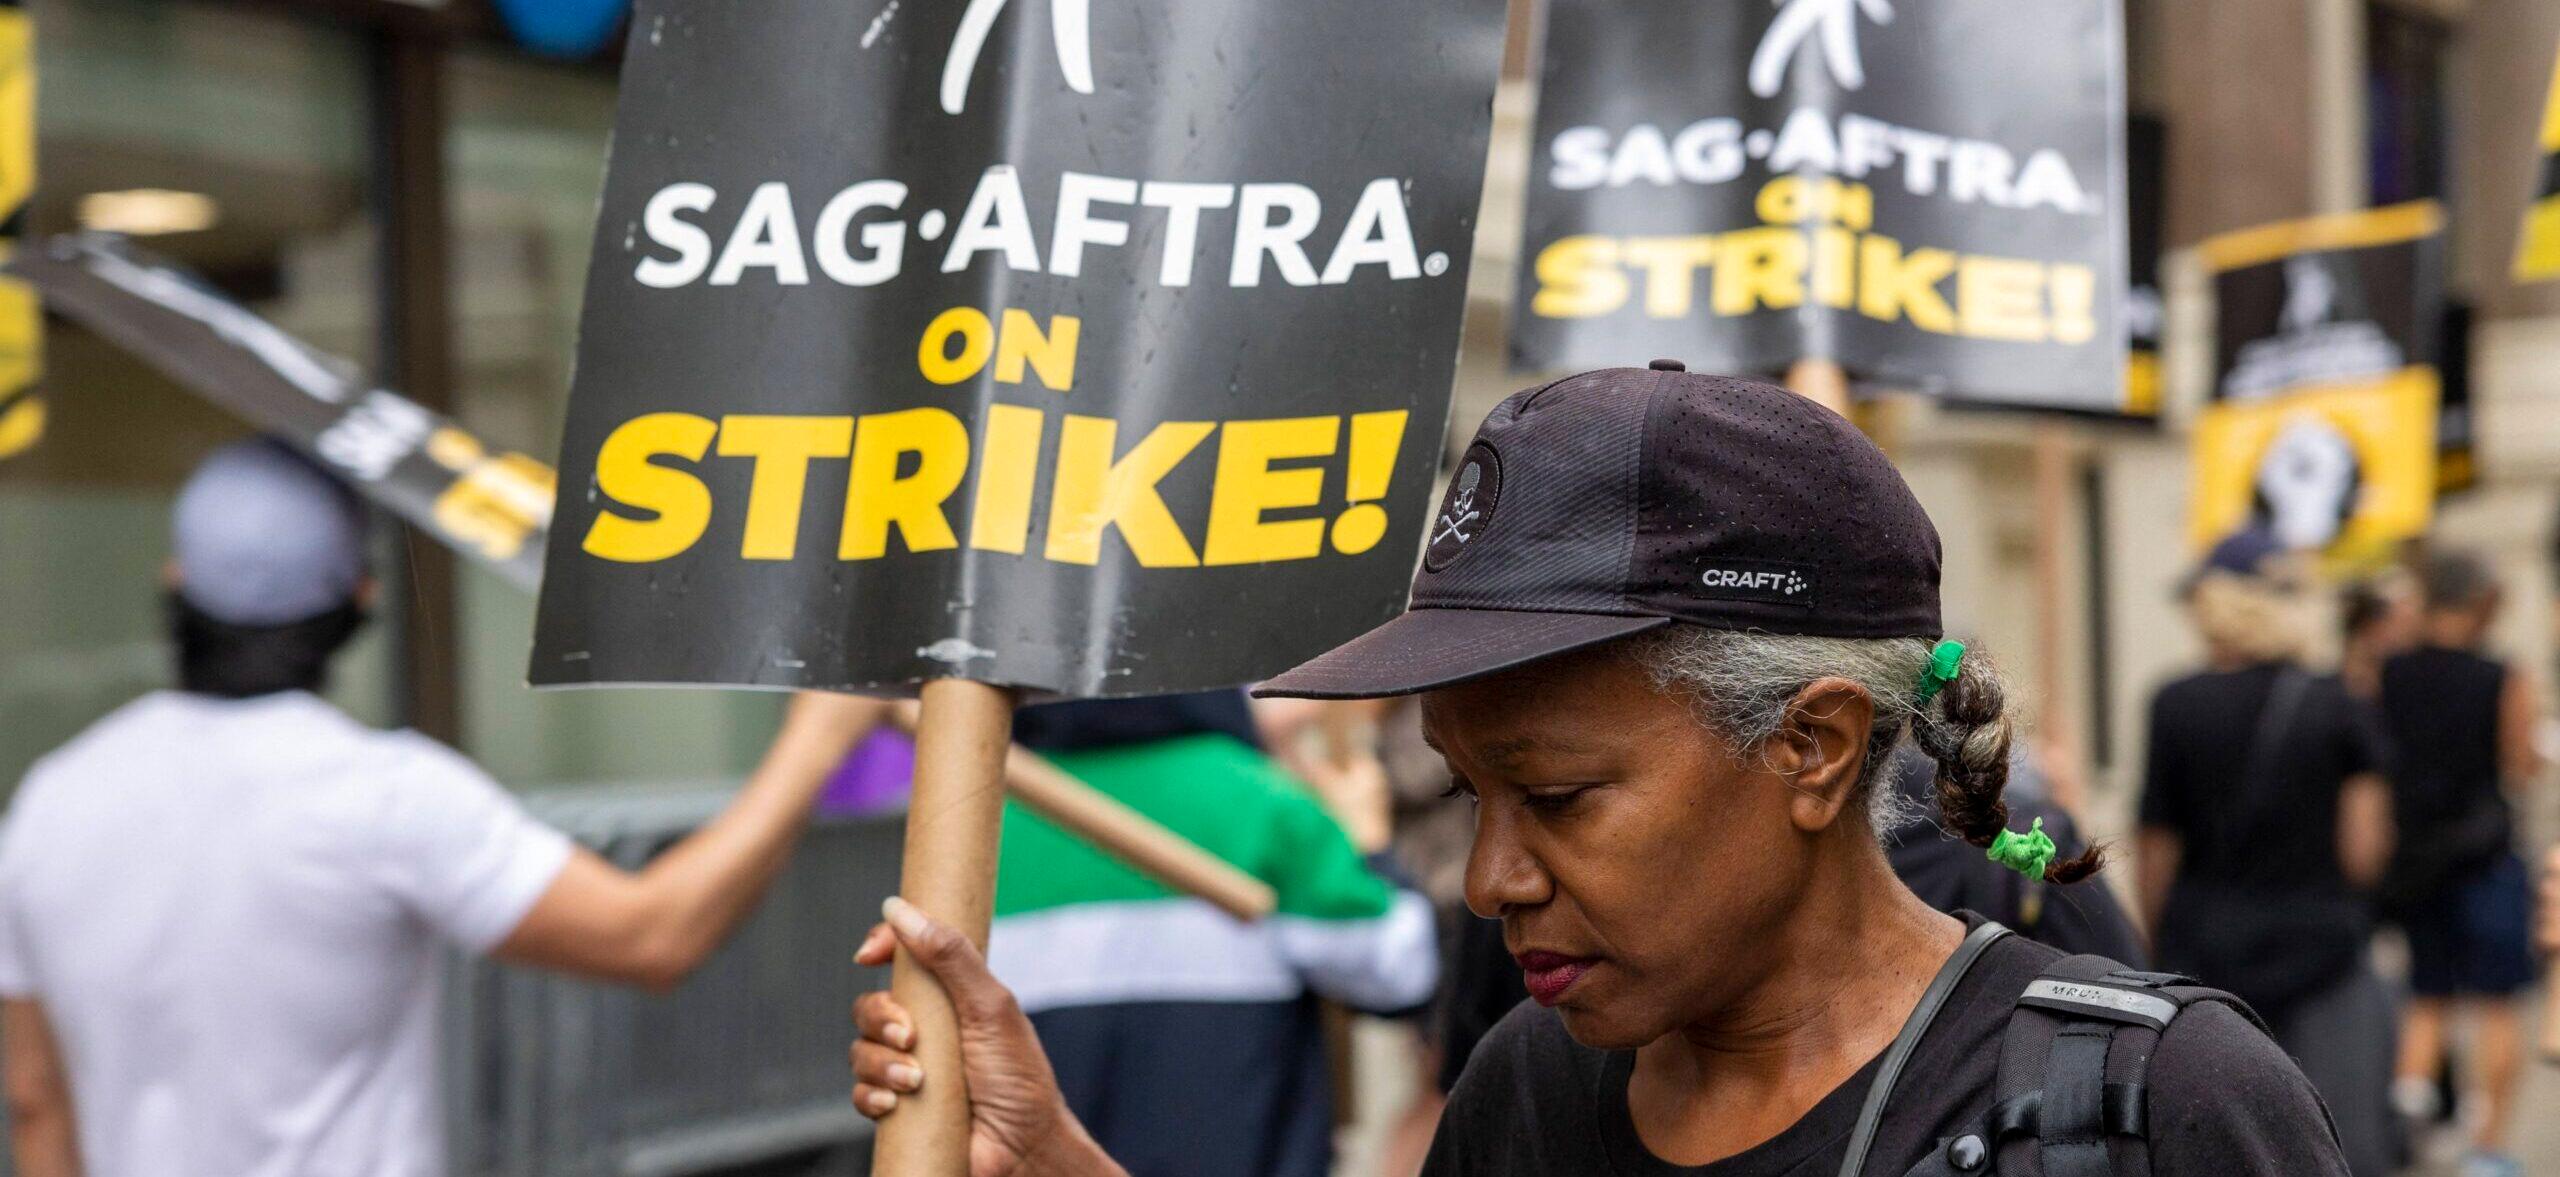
[0,6,37,463]
[2188,370,2438,572]
[0,9,31,220]
[0,270,39,461]
[0,389,39,460]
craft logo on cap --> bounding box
[1697,559,1813,608]
[1424,443,1501,572]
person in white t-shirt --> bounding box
[0,439,885,1177]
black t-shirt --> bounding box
[2377,646,2508,838]
[1420,924,2345,1177]
[1010,689,1262,752]
[2137,665,2384,891]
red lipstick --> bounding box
[1514,950,1596,1005]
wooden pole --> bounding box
[872,678,1015,1176]
[1003,748,1277,920]
[366,31,463,747]
[2030,423,2088,817]
[1784,358,1852,417]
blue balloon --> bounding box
[491,0,628,59]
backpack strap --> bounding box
[1892,961,2281,1177]
[2215,666,2312,855]
[1835,920,2013,1177]
[1984,957,2266,1177]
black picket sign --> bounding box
[2187,202,2446,560]
[15,235,554,587]
[1512,0,2127,409]
[2205,206,2446,405]
[531,0,1507,698]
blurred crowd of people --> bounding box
[2134,533,2542,1177]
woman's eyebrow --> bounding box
[1473,734,1594,769]
[1417,727,1596,767]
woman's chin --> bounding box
[1553,1001,1656,1051]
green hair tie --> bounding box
[1915,639,1966,703]
[1986,817,2056,879]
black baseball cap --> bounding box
[1255,362,1942,699]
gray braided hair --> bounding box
[1623,626,2101,883]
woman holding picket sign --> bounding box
[845,367,2349,1175]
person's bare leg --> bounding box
[2467,997,2524,1152]
[1375,1042,1447,1177]
[2399,999,2448,1085]
[2396,997,2449,1119]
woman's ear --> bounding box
[1774,678,1876,834]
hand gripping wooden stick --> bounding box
[872,678,1015,1177]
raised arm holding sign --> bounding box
[534,0,1507,1168]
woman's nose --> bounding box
[1463,807,1553,918]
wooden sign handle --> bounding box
[1784,358,1852,417]
[872,677,1015,1176]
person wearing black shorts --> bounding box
[2378,552,2542,1177]
[842,368,2350,1177]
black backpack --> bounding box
[1837,923,2341,1176]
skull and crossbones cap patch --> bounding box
[1423,444,1502,572]
[1256,361,1943,700]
